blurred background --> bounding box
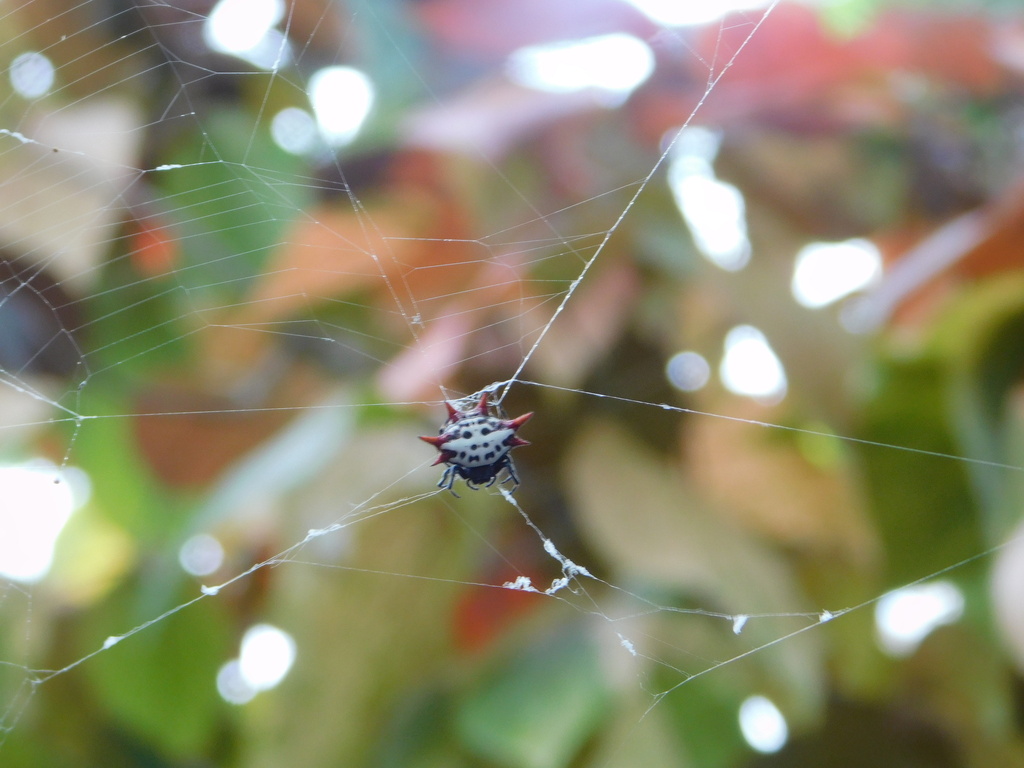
[4,0,1024,766]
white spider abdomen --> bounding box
[440,417,514,468]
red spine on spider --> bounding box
[419,393,532,497]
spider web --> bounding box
[0,1,1020,766]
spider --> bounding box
[419,393,532,496]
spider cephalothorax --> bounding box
[419,393,532,496]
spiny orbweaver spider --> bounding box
[419,393,532,496]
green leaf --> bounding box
[71,390,178,541]
[653,673,747,768]
[457,627,610,768]
[859,355,980,585]
[374,689,470,768]
[936,275,1024,542]
[82,589,232,760]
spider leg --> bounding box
[438,465,461,498]
[500,458,520,491]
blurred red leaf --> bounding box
[848,178,1024,332]
[453,570,544,652]
[634,3,1004,139]
[134,387,292,487]
[130,216,178,277]
[414,0,656,59]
